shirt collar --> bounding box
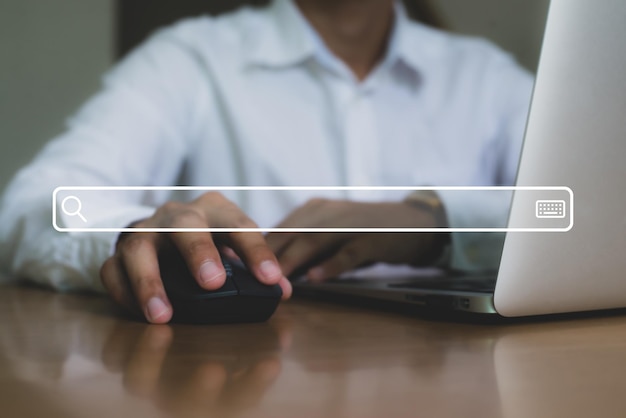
[245,0,316,68]
[245,0,435,83]
[392,4,446,82]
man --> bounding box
[0,0,533,323]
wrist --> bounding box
[402,191,451,265]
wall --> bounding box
[0,0,114,191]
[435,0,551,71]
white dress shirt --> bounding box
[0,0,534,292]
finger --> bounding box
[119,234,173,324]
[306,238,371,282]
[227,232,286,285]
[100,256,139,315]
[265,232,297,257]
[123,325,173,398]
[266,200,328,255]
[219,246,239,260]
[277,277,293,300]
[167,209,227,290]
[266,198,333,256]
[170,231,227,290]
[194,192,285,285]
[276,233,340,277]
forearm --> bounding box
[0,189,112,292]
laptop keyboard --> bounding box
[387,275,497,293]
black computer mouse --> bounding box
[159,251,282,325]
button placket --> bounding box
[343,89,381,201]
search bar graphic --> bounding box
[52,186,574,233]
[60,195,88,223]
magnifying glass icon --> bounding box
[61,196,87,223]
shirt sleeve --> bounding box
[0,28,206,292]
[438,52,535,272]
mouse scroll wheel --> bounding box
[223,261,234,278]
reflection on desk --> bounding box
[1,285,626,418]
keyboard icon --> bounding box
[536,200,566,219]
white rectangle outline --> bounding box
[535,199,567,219]
[52,186,574,233]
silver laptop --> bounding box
[293,0,626,317]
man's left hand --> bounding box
[265,199,443,281]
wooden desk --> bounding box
[1,285,626,418]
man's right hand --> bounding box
[100,192,292,324]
